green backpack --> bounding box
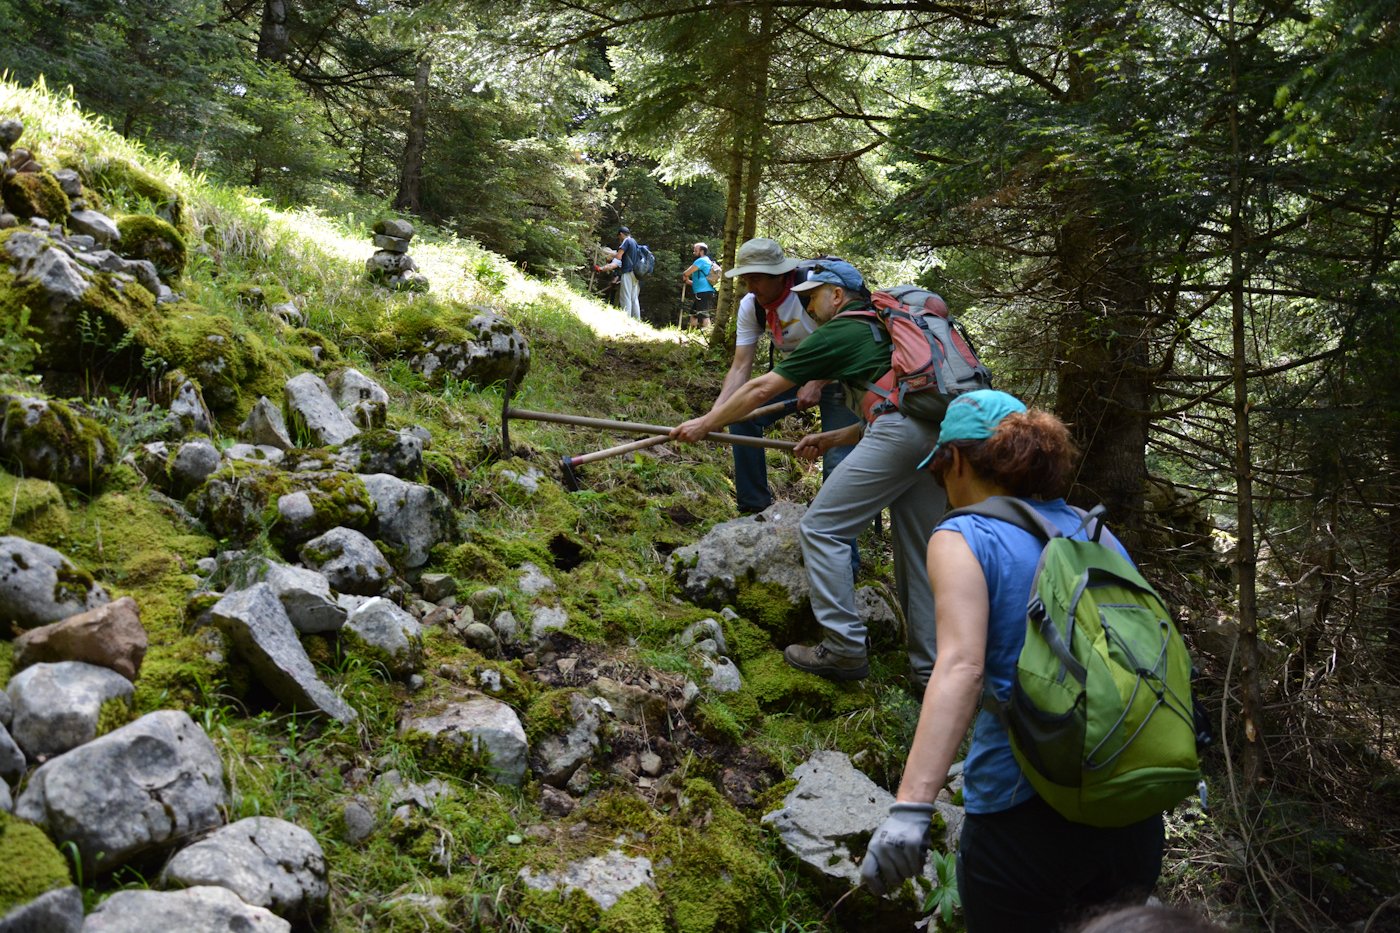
[945,496,1201,827]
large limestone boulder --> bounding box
[666,502,810,634]
[406,309,530,390]
[6,661,134,761]
[82,886,290,932]
[239,396,294,450]
[0,395,115,490]
[159,817,328,922]
[260,562,346,634]
[15,710,227,874]
[0,885,83,933]
[343,597,423,677]
[209,584,357,723]
[400,697,528,787]
[359,473,454,568]
[0,536,110,632]
[193,465,374,549]
[326,367,389,430]
[761,750,894,886]
[284,373,359,448]
[213,555,345,635]
[67,208,120,245]
[298,527,392,596]
[519,850,656,912]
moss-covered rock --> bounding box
[0,394,115,490]
[0,811,72,915]
[0,472,69,538]
[116,214,186,280]
[82,156,186,230]
[153,306,288,414]
[1,171,69,221]
[191,463,374,552]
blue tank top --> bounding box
[690,256,715,293]
[936,498,1132,814]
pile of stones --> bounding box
[365,217,428,292]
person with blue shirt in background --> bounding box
[681,242,717,330]
[596,226,642,320]
[860,390,1164,931]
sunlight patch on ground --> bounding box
[264,207,684,343]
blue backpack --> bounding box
[633,244,655,277]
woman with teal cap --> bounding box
[858,390,1164,930]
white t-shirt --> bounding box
[735,291,820,355]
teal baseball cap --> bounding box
[917,389,1028,470]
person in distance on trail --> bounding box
[696,236,860,515]
[595,225,642,321]
[859,391,1163,931]
[671,259,945,685]
[681,242,718,330]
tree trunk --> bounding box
[711,131,746,347]
[1226,0,1267,790]
[740,3,773,244]
[393,53,431,213]
[257,0,289,64]
[1051,211,1152,545]
[1048,24,1152,547]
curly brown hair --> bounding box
[927,409,1079,499]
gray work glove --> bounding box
[859,802,936,896]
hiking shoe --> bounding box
[784,642,869,681]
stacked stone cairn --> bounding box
[365,217,428,292]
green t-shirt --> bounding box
[772,317,891,392]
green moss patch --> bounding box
[1,171,69,221]
[116,214,186,279]
[0,471,69,538]
[0,812,72,914]
[82,156,185,229]
[0,395,115,491]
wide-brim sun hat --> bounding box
[916,390,1028,470]
[725,237,800,278]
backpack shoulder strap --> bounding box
[942,495,1064,541]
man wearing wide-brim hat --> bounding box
[694,237,861,517]
[671,258,945,685]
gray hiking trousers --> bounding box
[797,411,946,683]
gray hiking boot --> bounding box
[783,641,869,682]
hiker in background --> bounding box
[672,260,944,684]
[859,391,1164,931]
[680,242,717,330]
[703,237,860,515]
[595,225,642,320]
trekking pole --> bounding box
[678,280,688,329]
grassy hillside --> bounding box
[0,78,928,932]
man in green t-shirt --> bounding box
[671,261,945,685]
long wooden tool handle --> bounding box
[570,433,670,467]
[506,407,797,451]
[566,398,800,467]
